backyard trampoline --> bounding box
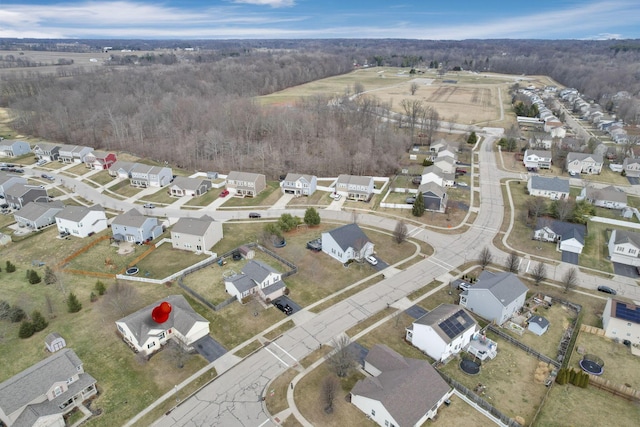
[579,354,604,376]
[460,359,481,375]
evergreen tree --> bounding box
[90,292,98,302]
[9,306,26,323]
[412,192,425,217]
[43,266,57,285]
[31,310,48,332]
[95,280,107,296]
[67,292,82,313]
[467,131,478,145]
[5,261,16,273]
[303,207,321,226]
[18,321,35,339]
[27,270,41,284]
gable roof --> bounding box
[325,223,370,251]
[14,201,64,221]
[171,176,210,192]
[471,271,528,307]
[351,345,451,427]
[525,149,552,159]
[336,174,373,187]
[613,229,640,248]
[116,294,208,345]
[528,316,549,329]
[0,171,27,186]
[567,152,604,163]
[226,260,282,294]
[535,218,586,245]
[56,204,104,222]
[283,173,315,183]
[413,304,477,343]
[227,171,263,182]
[171,215,216,236]
[585,185,627,203]
[109,160,136,172]
[529,175,570,193]
[5,184,46,198]
[418,181,446,197]
[112,208,153,228]
[0,349,85,416]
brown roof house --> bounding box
[350,344,453,427]
[0,349,97,427]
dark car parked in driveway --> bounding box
[273,301,293,315]
[597,285,616,295]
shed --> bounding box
[0,233,10,246]
[239,245,255,260]
[45,332,66,352]
[528,316,550,336]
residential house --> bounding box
[578,185,627,209]
[44,333,66,353]
[523,149,552,170]
[405,304,478,362]
[84,151,117,170]
[533,218,586,254]
[420,165,455,187]
[169,177,211,197]
[32,143,60,162]
[608,229,640,267]
[108,160,136,178]
[111,208,163,243]
[0,172,27,197]
[224,260,286,302]
[335,174,374,201]
[226,171,266,197]
[566,153,603,175]
[13,201,65,230]
[171,215,223,253]
[56,205,108,238]
[115,294,210,356]
[433,156,457,174]
[602,298,640,345]
[459,271,528,324]
[418,181,448,213]
[350,344,453,427]
[4,184,48,209]
[623,157,640,178]
[281,173,317,196]
[57,144,93,164]
[130,164,173,188]
[321,223,374,264]
[527,316,550,336]
[0,349,97,427]
[528,135,553,150]
[0,140,30,157]
[527,175,570,200]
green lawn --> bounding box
[139,187,175,205]
[64,163,92,176]
[183,188,224,207]
[85,170,114,186]
[134,242,209,279]
[218,182,282,207]
[106,180,144,198]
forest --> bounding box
[0,38,639,177]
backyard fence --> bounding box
[487,325,561,368]
[588,375,640,402]
[439,373,522,427]
[580,324,606,336]
[57,235,110,267]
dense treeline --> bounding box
[2,50,407,177]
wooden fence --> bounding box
[588,375,640,402]
[580,324,606,336]
[487,325,561,368]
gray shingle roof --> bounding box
[111,208,152,228]
[351,345,451,427]
[613,229,640,248]
[171,176,210,192]
[526,149,552,158]
[56,204,104,222]
[535,218,586,245]
[567,152,603,163]
[227,171,263,182]
[171,215,215,236]
[336,174,373,187]
[109,160,136,173]
[529,175,570,193]
[414,304,477,344]
[117,295,208,345]
[471,271,528,307]
[418,181,446,197]
[326,223,371,252]
[585,185,627,203]
[13,201,64,222]
[529,316,549,329]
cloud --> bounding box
[231,0,296,7]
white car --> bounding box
[333,194,342,201]
[457,182,468,187]
[143,203,156,209]
[365,255,378,266]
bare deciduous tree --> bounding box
[526,197,548,225]
[479,247,493,269]
[409,82,419,95]
[326,335,356,378]
[321,375,340,414]
[531,262,547,285]
[551,199,574,222]
[102,280,139,317]
[393,220,408,244]
[562,268,578,293]
[505,251,520,273]
[420,106,440,145]
[44,293,56,319]
[400,98,424,141]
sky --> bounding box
[1,0,639,40]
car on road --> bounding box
[365,255,378,266]
[457,182,468,187]
[597,285,616,295]
[41,174,55,181]
[143,203,156,209]
[405,197,416,204]
[219,189,229,198]
[248,212,261,218]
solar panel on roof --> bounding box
[615,302,640,323]
[438,310,473,339]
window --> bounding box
[66,377,74,384]
[54,386,63,397]
[159,332,165,340]
[147,341,156,349]
[629,249,637,255]
[371,409,375,416]
[385,422,389,427]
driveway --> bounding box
[561,251,579,265]
[192,335,227,363]
[627,177,640,186]
[349,342,369,368]
[613,262,640,279]
[371,256,389,271]
[405,305,428,319]
[273,295,302,314]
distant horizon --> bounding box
[1,1,639,40]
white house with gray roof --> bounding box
[13,201,65,230]
[623,157,640,178]
[566,152,603,175]
[224,260,286,302]
[0,140,30,158]
[108,160,136,178]
[0,348,97,427]
[57,144,93,164]
[116,294,210,356]
[533,218,586,254]
[55,205,107,238]
[169,176,212,197]
[0,172,27,197]
[420,165,455,187]
[527,175,570,200]
[335,174,374,201]
[459,271,528,325]
[406,304,478,362]
[578,184,627,209]
[281,173,317,196]
[171,215,222,253]
[130,164,173,188]
[226,171,266,197]
[350,344,452,427]
[111,208,163,243]
[321,223,374,264]
[523,149,552,169]
[32,143,60,162]
[608,229,640,267]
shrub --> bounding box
[18,321,35,338]
[67,292,82,313]
[95,281,106,296]
[9,306,26,323]
[43,266,57,285]
[5,261,16,273]
[26,269,41,284]
[90,292,98,302]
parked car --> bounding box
[274,301,293,315]
[455,168,467,174]
[143,203,156,209]
[597,285,616,295]
[333,194,342,201]
[457,182,468,187]
[365,255,378,266]
[405,197,416,204]
[41,174,55,181]
[249,212,261,218]
[219,189,229,198]
[306,238,322,251]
